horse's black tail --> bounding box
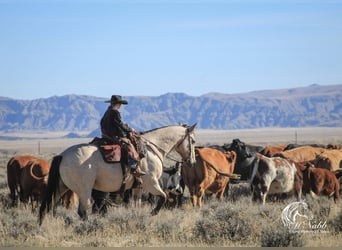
[39,155,62,226]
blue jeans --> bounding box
[127,157,137,169]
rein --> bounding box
[140,127,193,164]
[140,136,184,164]
[169,127,194,163]
[165,154,184,163]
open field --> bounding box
[196,127,342,147]
[0,127,341,247]
[1,127,342,155]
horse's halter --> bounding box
[173,127,196,165]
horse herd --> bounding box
[4,124,342,225]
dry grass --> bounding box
[0,127,341,247]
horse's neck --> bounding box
[143,127,183,156]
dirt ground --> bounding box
[0,127,341,155]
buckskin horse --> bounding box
[39,124,196,224]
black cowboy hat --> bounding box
[105,95,128,105]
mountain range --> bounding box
[0,84,341,136]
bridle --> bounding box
[173,127,195,164]
[140,127,195,164]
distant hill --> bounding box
[0,84,341,133]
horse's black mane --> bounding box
[140,124,189,135]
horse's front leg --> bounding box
[151,194,166,216]
[132,187,142,207]
[140,174,167,215]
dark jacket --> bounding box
[100,106,132,139]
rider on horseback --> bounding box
[101,95,146,177]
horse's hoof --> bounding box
[151,210,158,216]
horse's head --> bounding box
[175,123,197,165]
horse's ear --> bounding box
[188,123,197,132]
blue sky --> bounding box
[0,0,341,100]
